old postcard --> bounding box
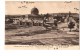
[5,1,80,50]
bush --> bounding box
[5,24,18,30]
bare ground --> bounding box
[5,25,79,45]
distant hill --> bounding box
[5,13,79,19]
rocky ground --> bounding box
[5,22,79,45]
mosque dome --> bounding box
[31,7,39,15]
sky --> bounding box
[5,1,80,15]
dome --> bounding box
[31,7,39,15]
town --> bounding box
[5,3,79,45]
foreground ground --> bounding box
[5,23,79,45]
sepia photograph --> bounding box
[5,1,79,49]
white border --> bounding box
[0,0,80,56]
[5,0,80,1]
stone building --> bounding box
[27,7,44,26]
[5,7,44,26]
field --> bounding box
[5,22,79,45]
